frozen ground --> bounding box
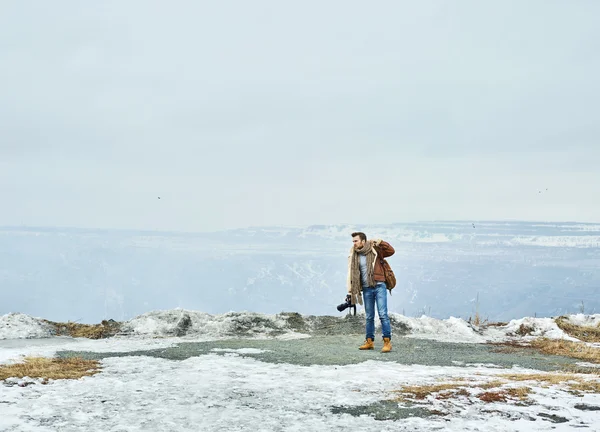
[1,311,600,431]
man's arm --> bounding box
[374,239,395,258]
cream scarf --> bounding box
[348,240,376,305]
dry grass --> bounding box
[478,390,508,402]
[43,319,121,339]
[391,380,530,404]
[485,321,508,327]
[506,387,532,400]
[568,380,600,393]
[391,372,600,405]
[555,316,600,343]
[479,380,508,389]
[395,383,468,400]
[502,372,600,393]
[0,357,101,381]
[529,338,600,364]
[499,372,600,393]
[467,316,508,329]
[515,323,535,336]
[477,387,531,402]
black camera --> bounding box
[337,294,356,315]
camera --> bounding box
[337,294,356,315]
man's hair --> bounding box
[351,232,367,241]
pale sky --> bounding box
[1,1,599,232]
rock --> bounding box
[174,313,192,337]
[538,413,569,423]
[574,403,600,411]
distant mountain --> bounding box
[1,221,599,323]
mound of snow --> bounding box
[390,314,487,343]
[503,317,578,341]
[0,313,54,340]
[560,313,600,328]
[120,309,297,338]
[388,314,592,344]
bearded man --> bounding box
[346,232,395,352]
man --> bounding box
[346,232,395,352]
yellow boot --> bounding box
[381,337,392,353]
[359,338,374,350]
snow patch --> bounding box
[0,313,54,340]
[391,314,488,343]
[120,309,295,339]
[561,313,600,328]
[503,317,579,341]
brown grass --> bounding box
[477,387,531,402]
[478,391,507,402]
[395,383,467,400]
[499,372,578,385]
[515,323,535,336]
[391,372,599,404]
[506,387,532,400]
[43,319,121,339]
[479,380,507,389]
[0,357,101,381]
[499,372,600,393]
[529,338,600,364]
[555,316,600,343]
[391,380,530,404]
[485,321,508,327]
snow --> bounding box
[502,317,580,341]
[2,310,600,430]
[389,314,579,344]
[119,309,297,339]
[1,310,593,345]
[0,336,181,365]
[0,313,54,340]
[1,341,599,431]
[562,313,600,328]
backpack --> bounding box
[380,257,397,292]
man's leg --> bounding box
[360,287,376,349]
[375,282,392,352]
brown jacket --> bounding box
[372,240,395,282]
[346,239,395,293]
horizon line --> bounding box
[1,218,598,236]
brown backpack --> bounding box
[379,257,397,292]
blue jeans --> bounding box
[363,282,391,340]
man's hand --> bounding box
[346,294,352,303]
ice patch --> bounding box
[210,348,269,354]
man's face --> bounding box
[352,236,366,250]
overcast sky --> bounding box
[1,1,599,232]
